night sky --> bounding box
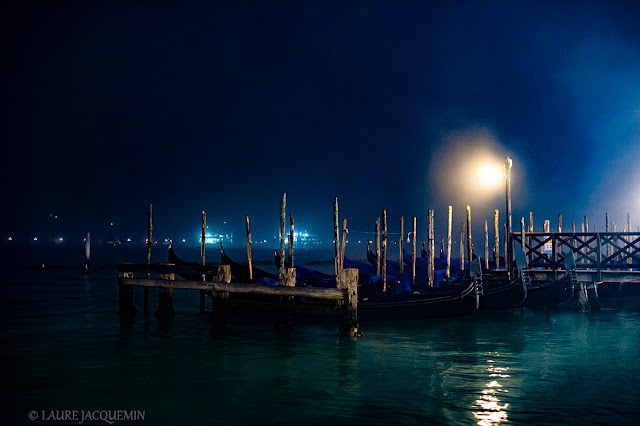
[3,1,640,246]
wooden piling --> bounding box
[504,222,507,269]
[289,214,294,268]
[375,217,381,276]
[245,215,253,280]
[460,221,465,271]
[446,206,452,281]
[340,218,347,273]
[558,214,563,259]
[466,206,472,267]
[399,217,404,274]
[157,265,175,316]
[484,220,489,270]
[118,271,135,316]
[280,193,287,269]
[520,218,525,252]
[200,211,206,312]
[494,210,499,269]
[334,197,339,275]
[528,212,533,264]
[428,209,434,287]
[628,213,632,270]
[145,204,152,319]
[338,268,360,337]
[412,217,417,288]
[83,232,91,274]
[381,210,387,292]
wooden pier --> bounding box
[117,262,360,336]
[510,231,640,284]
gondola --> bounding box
[168,244,219,281]
[273,250,337,288]
[356,258,481,320]
[518,251,575,307]
[220,242,276,283]
[475,252,528,310]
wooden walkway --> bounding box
[510,231,640,283]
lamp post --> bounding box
[504,156,513,278]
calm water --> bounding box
[2,246,639,425]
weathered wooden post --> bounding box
[446,206,452,281]
[493,210,499,269]
[246,215,253,280]
[200,211,206,312]
[289,214,294,268]
[118,271,135,316]
[83,232,91,274]
[280,193,287,269]
[528,212,533,264]
[275,266,296,333]
[428,209,434,287]
[581,222,586,264]
[584,215,589,232]
[399,217,404,274]
[466,206,472,267]
[381,209,387,292]
[412,217,417,288]
[520,218,525,252]
[211,265,232,323]
[375,217,381,276]
[605,213,610,260]
[157,264,175,316]
[544,220,550,260]
[145,203,152,319]
[484,220,489,270]
[628,213,632,270]
[505,156,513,276]
[558,214,563,259]
[340,218,347,273]
[338,268,360,337]
[460,221,465,271]
[504,222,508,269]
[334,197,339,275]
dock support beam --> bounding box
[157,267,175,317]
[83,232,91,274]
[118,272,135,317]
[338,268,360,337]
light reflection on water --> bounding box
[474,355,510,425]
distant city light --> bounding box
[59,237,64,242]
[126,238,131,242]
[33,237,38,241]
[110,222,114,226]
[182,239,186,243]
[8,236,13,241]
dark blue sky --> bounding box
[2,1,639,246]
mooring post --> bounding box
[280,193,287,269]
[494,210,499,269]
[466,206,472,267]
[334,197,339,276]
[460,221,465,271]
[246,215,253,280]
[528,212,533,264]
[447,206,452,281]
[145,203,152,320]
[412,217,417,288]
[211,265,232,322]
[83,232,91,274]
[484,220,489,270]
[118,271,135,316]
[280,267,296,302]
[156,264,175,316]
[340,218,347,273]
[520,218,525,252]
[428,209,434,287]
[200,211,206,312]
[504,222,508,270]
[338,268,360,337]
[627,213,632,270]
[605,213,610,260]
[382,209,387,292]
[399,217,404,274]
[558,214,563,260]
[505,157,513,277]
[375,217,381,276]
[581,222,586,265]
[289,214,295,268]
